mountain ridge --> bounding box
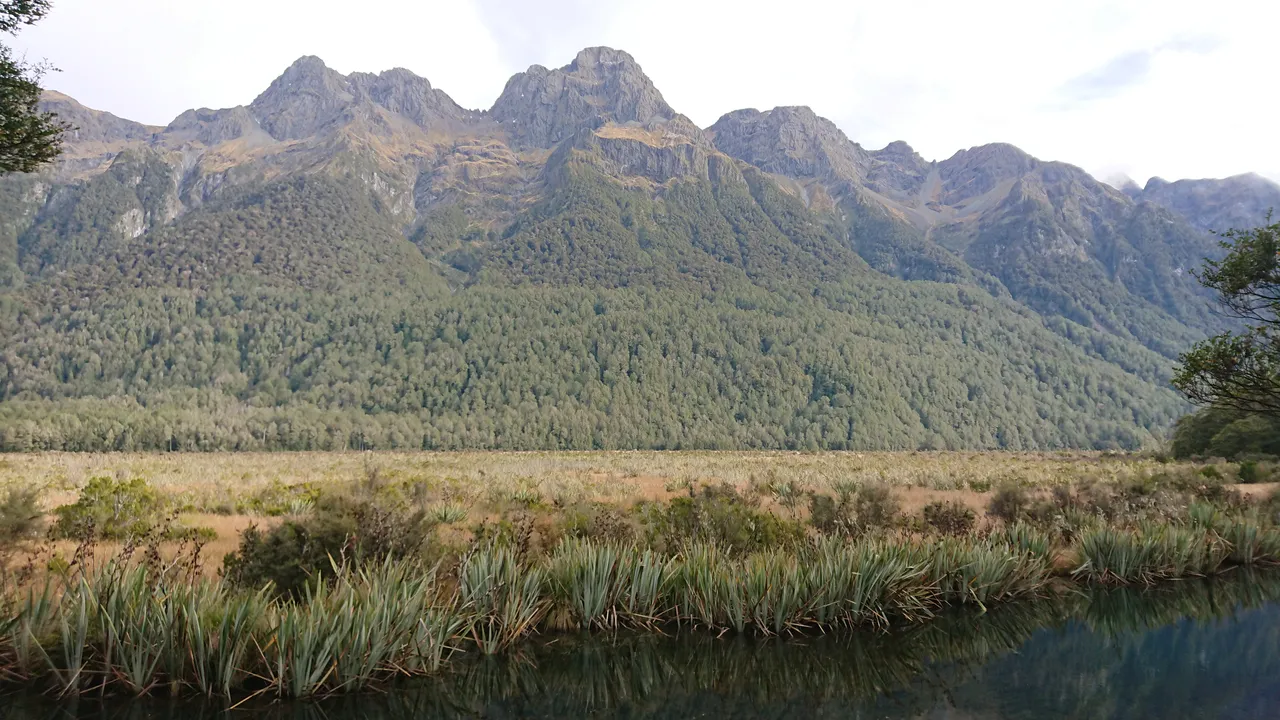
[0,47,1268,451]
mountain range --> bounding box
[1,47,1276,451]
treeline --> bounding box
[1172,406,1280,459]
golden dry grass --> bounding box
[0,451,1259,577]
[0,450,1222,509]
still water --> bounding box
[6,574,1280,719]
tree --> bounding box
[1174,216,1280,412]
[1,0,66,173]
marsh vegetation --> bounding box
[2,451,1279,699]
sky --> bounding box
[9,0,1280,185]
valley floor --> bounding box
[1,450,1275,575]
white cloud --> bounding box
[11,0,1280,184]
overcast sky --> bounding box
[10,0,1279,185]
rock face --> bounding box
[247,56,356,140]
[490,47,679,149]
[709,106,871,185]
[164,106,270,146]
[1135,173,1280,233]
[39,91,158,145]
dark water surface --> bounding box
[6,575,1280,720]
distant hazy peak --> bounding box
[489,45,676,149]
[1137,172,1280,233]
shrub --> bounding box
[807,493,845,535]
[51,476,164,540]
[222,495,434,596]
[923,500,976,536]
[242,479,321,516]
[640,483,805,554]
[0,487,44,548]
[986,484,1031,524]
[1238,460,1265,484]
[808,484,901,536]
[561,502,635,543]
[852,484,901,532]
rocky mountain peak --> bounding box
[245,57,471,141]
[489,46,676,149]
[249,56,355,141]
[346,67,470,129]
[875,140,921,159]
[708,105,870,185]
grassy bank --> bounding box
[2,452,1280,698]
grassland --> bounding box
[2,451,1279,700]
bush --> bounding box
[807,493,845,535]
[561,502,635,543]
[51,476,164,540]
[242,479,321,516]
[986,484,1031,524]
[0,488,44,547]
[808,484,901,536]
[222,495,434,596]
[640,483,804,554]
[852,484,901,531]
[1238,460,1267,484]
[923,500,976,536]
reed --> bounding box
[3,516,1279,700]
[458,545,548,654]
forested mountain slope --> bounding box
[0,46,1251,451]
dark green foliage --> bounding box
[1238,460,1269,484]
[1,0,66,174]
[0,486,41,546]
[0,162,1190,452]
[221,495,434,597]
[50,476,164,540]
[923,500,977,536]
[1171,405,1280,458]
[639,483,805,554]
[1174,218,1280,413]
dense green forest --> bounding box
[0,153,1189,451]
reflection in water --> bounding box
[7,572,1280,719]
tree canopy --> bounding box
[0,0,65,173]
[1173,217,1280,413]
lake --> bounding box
[6,573,1280,719]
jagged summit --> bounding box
[708,105,870,183]
[489,45,677,149]
[245,56,471,141]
